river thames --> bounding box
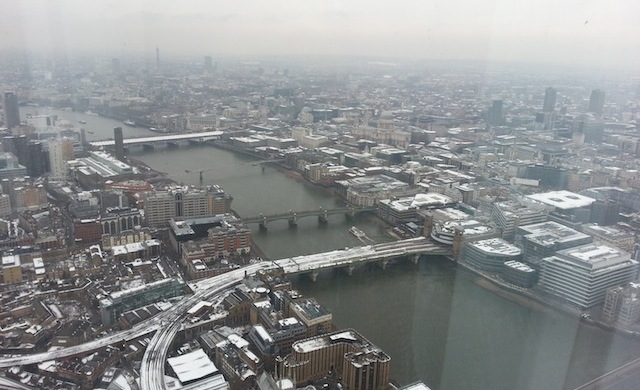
[24,107,640,389]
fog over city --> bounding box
[2,0,640,68]
[3,1,640,390]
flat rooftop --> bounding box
[554,243,636,271]
[290,298,331,320]
[167,349,218,384]
[504,260,535,273]
[380,193,456,211]
[292,329,386,355]
[468,238,521,256]
[519,221,591,246]
[583,224,634,241]
[526,190,595,210]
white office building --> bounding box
[539,243,639,308]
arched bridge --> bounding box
[241,206,376,229]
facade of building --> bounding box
[602,283,640,325]
[3,91,20,129]
[113,127,125,161]
[144,186,232,228]
[0,193,11,217]
[283,329,390,390]
[491,199,548,240]
[464,238,522,272]
[515,221,593,266]
[99,277,185,326]
[335,175,417,207]
[0,152,27,180]
[539,243,639,308]
[47,139,74,180]
[503,260,537,287]
[288,297,332,337]
[588,89,606,115]
[377,193,455,224]
[543,87,557,113]
[2,253,22,284]
[582,224,635,252]
[431,219,496,246]
[67,151,134,189]
[173,214,251,262]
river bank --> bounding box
[454,259,640,340]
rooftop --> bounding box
[519,221,591,246]
[504,260,535,273]
[555,243,635,271]
[469,238,521,256]
[526,190,595,210]
[292,329,386,356]
[167,349,218,384]
[380,193,456,211]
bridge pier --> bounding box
[318,208,329,225]
[345,208,356,221]
[379,259,390,270]
[259,215,268,232]
[345,264,356,275]
[288,212,297,228]
[310,271,319,282]
[410,254,420,265]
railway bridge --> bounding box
[242,206,377,230]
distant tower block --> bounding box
[114,127,125,161]
[204,56,213,71]
[3,91,20,129]
[543,87,557,112]
[156,47,160,69]
[588,89,605,115]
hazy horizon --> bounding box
[1,0,640,71]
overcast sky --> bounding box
[1,0,639,69]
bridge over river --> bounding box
[89,130,225,147]
[241,206,377,229]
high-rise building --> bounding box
[48,139,74,179]
[114,127,125,161]
[491,198,548,240]
[204,56,213,71]
[3,91,20,129]
[2,135,28,167]
[543,87,557,112]
[603,283,640,325]
[27,141,46,177]
[486,100,503,126]
[588,89,605,115]
[283,329,390,390]
[539,243,638,308]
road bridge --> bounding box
[242,206,376,229]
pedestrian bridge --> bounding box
[89,130,225,147]
[242,206,377,229]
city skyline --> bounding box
[1,0,640,70]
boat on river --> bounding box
[349,226,365,238]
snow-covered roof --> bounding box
[167,349,218,384]
[526,190,595,210]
